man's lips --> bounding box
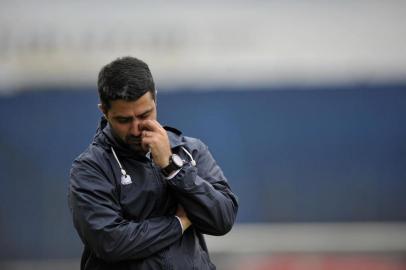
[126,137,142,145]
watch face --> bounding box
[172,154,184,167]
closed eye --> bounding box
[139,112,149,119]
[115,117,133,124]
[138,109,153,119]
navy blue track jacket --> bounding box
[68,117,238,269]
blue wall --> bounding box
[0,85,405,259]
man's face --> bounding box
[101,91,157,152]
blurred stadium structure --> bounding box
[1,0,406,269]
[1,0,406,90]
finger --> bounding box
[142,130,153,138]
[140,119,163,132]
[140,138,152,152]
[141,137,156,148]
[142,131,164,144]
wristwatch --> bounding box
[161,154,184,177]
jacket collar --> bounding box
[164,126,186,149]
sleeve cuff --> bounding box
[164,168,182,180]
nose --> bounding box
[129,119,141,137]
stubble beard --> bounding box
[110,127,146,155]
[125,135,145,153]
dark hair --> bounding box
[97,56,156,110]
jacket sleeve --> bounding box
[167,140,239,236]
[68,157,182,262]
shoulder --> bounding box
[69,143,117,191]
[182,136,206,151]
[164,125,206,151]
[71,143,109,172]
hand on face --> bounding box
[139,120,172,168]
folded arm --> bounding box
[167,141,239,235]
[69,158,183,262]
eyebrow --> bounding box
[138,108,153,117]
[114,115,133,120]
[113,108,153,120]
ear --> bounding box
[98,103,108,117]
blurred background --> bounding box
[1,0,406,269]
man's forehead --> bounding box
[109,99,154,117]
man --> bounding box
[68,56,238,270]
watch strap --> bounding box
[162,154,183,177]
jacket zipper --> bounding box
[149,160,165,211]
[149,160,171,270]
